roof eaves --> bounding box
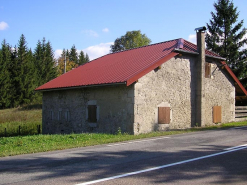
[221,61,247,96]
[126,52,179,86]
[35,82,127,92]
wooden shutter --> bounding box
[213,106,221,123]
[88,105,97,122]
[205,62,211,78]
[158,107,170,124]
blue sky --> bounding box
[1,0,247,60]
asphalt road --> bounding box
[0,126,247,185]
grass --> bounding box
[0,105,42,137]
[1,120,247,157]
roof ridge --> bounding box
[91,38,181,62]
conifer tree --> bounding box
[0,40,12,108]
[15,34,34,105]
[34,38,57,86]
[206,0,247,85]
[85,53,90,63]
[69,45,78,64]
[78,50,86,65]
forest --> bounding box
[0,34,90,109]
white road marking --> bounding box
[224,143,247,150]
[107,136,170,147]
[75,145,247,185]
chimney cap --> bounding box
[195,26,207,32]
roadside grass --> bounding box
[1,121,247,157]
[0,105,42,137]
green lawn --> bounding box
[0,105,42,137]
[1,121,247,157]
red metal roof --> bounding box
[35,38,246,95]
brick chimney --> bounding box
[195,26,206,127]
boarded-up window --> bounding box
[88,105,97,123]
[205,62,211,78]
[213,106,222,123]
[158,107,170,124]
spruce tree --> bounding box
[44,41,57,81]
[206,0,247,85]
[85,53,90,63]
[78,50,86,65]
[0,40,12,108]
[69,45,78,64]
[34,38,57,85]
[15,34,34,105]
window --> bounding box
[49,110,53,120]
[205,62,211,78]
[65,111,70,121]
[158,107,170,124]
[213,106,221,123]
[88,105,97,123]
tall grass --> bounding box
[0,105,42,137]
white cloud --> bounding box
[0,21,9,30]
[188,34,196,44]
[82,42,113,60]
[102,28,109,33]
[54,49,63,59]
[82,29,99,37]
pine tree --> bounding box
[78,50,86,65]
[206,0,247,84]
[33,40,43,86]
[15,34,34,105]
[69,45,78,64]
[85,53,90,63]
[0,40,12,108]
[34,38,57,85]
[9,45,19,107]
[44,41,57,81]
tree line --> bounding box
[0,34,90,109]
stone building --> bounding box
[36,27,247,135]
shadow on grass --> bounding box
[0,127,247,184]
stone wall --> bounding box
[134,55,194,134]
[133,55,235,134]
[204,63,235,126]
[42,84,134,134]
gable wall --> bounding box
[133,55,235,134]
[134,55,194,134]
[204,64,235,125]
[42,84,134,134]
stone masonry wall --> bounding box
[133,55,194,134]
[133,55,235,134]
[204,63,235,126]
[42,84,134,134]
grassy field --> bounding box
[0,105,42,137]
[1,120,247,157]
[1,106,247,157]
